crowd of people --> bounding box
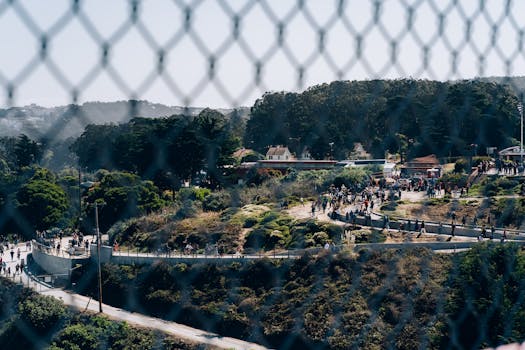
[0,238,28,279]
[306,175,515,245]
[495,159,520,175]
[35,228,92,257]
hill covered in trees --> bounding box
[245,79,519,159]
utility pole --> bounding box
[95,202,103,313]
[519,102,523,171]
[78,168,82,229]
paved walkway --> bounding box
[0,244,269,350]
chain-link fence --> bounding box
[2,0,525,109]
[2,0,525,349]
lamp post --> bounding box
[78,168,82,228]
[94,201,103,313]
[519,102,523,171]
[79,180,103,312]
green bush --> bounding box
[481,176,519,197]
[51,324,98,350]
[243,216,258,228]
[175,199,198,219]
[18,294,67,334]
[202,191,231,211]
[178,187,211,201]
[352,229,386,243]
[454,158,469,173]
[439,172,468,188]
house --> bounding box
[266,146,294,160]
[400,154,442,178]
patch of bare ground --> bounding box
[386,198,492,225]
[284,201,347,226]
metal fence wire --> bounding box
[1,0,525,349]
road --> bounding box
[0,243,269,350]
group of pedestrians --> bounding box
[0,240,26,279]
[314,183,400,220]
[495,159,520,175]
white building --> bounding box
[266,146,294,160]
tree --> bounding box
[70,124,118,171]
[14,134,42,168]
[16,168,68,231]
[193,109,240,187]
[84,171,164,231]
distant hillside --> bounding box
[0,100,249,140]
[475,76,525,97]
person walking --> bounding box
[417,221,426,238]
[9,249,14,261]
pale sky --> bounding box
[1,0,525,108]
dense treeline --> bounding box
[71,108,239,189]
[245,79,519,159]
[74,244,525,349]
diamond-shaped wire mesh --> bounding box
[1,0,525,349]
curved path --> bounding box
[0,245,268,350]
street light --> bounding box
[94,201,105,313]
[78,180,104,312]
[518,102,523,171]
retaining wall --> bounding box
[31,241,89,276]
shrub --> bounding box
[439,172,468,188]
[178,187,211,201]
[312,231,329,245]
[202,191,231,211]
[18,294,67,334]
[454,158,469,173]
[51,324,98,350]
[176,199,198,219]
[243,217,259,228]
